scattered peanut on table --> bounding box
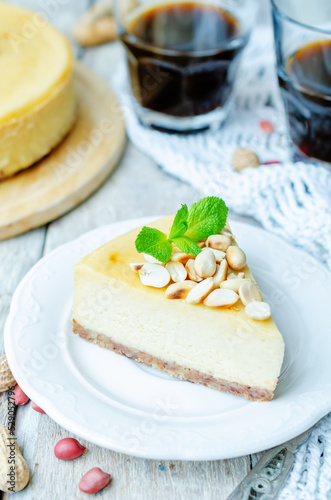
[13,384,29,406]
[0,424,30,493]
[30,401,45,414]
[0,354,16,393]
[73,0,117,47]
[232,148,260,172]
[54,438,86,460]
[79,467,112,494]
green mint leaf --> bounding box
[169,204,188,240]
[172,236,201,257]
[134,197,229,264]
[135,227,172,263]
[185,196,228,241]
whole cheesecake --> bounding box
[73,215,285,402]
[0,2,76,179]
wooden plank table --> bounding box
[1,1,267,498]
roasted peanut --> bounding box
[206,234,232,252]
[245,301,271,320]
[194,249,216,278]
[165,281,197,299]
[226,246,247,271]
[239,281,262,306]
[186,278,214,305]
[204,289,239,308]
[165,262,187,283]
[185,259,202,282]
[139,264,170,288]
[213,259,228,287]
[233,148,260,172]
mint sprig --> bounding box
[185,196,228,241]
[135,197,228,263]
[135,227,173,263]
[171,236,201,256]
[168,204,188,240]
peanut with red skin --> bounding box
[54,438,86,460]
[13,384,29,405]
[259,120,274,134]
[79,467,111,494]
[31,401,45,414]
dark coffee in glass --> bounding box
[116,0,256,132]
[121,3,246,119]
[278,40,331,163]
[272,0,331,163]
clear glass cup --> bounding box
[115,0,257,132]
[271,0,331,163]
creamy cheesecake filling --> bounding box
[73,265,284,392]
[73,320,274,402]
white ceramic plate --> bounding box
[5,218,331,460]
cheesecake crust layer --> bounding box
[73,320,274,402]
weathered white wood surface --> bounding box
[0,1,267,498]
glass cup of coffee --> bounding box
[271,0,331,163]
[115,0,257,132]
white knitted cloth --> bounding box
[111,26,331,498]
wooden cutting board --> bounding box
[0,62,126,240]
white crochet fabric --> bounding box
[111,26,331,498]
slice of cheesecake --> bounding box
[73,216,284,401]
